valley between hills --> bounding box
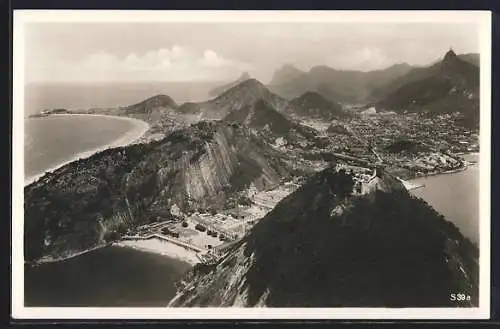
[25,49,480,307]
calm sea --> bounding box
[24,246,191,307]
[25,115,138,181]
[409,153,480,243]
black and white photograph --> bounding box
[12,10,491,319]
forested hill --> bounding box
[24,121,292,262]
[171,167,479,307]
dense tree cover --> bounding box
[242,168,478,307]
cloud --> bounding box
[327,47,394,71]
[30,46,252,82]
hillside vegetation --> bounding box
[24,122,292,262]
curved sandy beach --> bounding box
[113,239,200,266]
[24,114,150,186]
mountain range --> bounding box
[265,52,478,106]
[127,79,348,130]
[123,49,479,125]
[267,63,414,103]
[373,50,479,126]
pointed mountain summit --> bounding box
[269,64,305,86]
[123,94,178,114]
[438,49,478,91]
[288,91,344,120]
[209,72,253,97]
[374,49,479,126]
[199,78,289,119]
[443,48,457,61]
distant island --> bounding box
[29,108,73,118]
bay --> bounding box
[24,246,191,307]
[409,153,479,243]
[24,115,147,183]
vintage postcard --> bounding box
[12,10,491,319]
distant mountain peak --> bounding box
[124,93,178,114]
[269,64,305,85]
[208,73,253,97]
[240,72,251,79]
[238,78,265,89]
[226,78,269,96]
[203,77,289,119]
[288,91,344,120]
[444,48,457,61]
[282,63,300,70]
[388,62,412,69]
[148,94,175,102]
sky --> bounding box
[24,21,479,84]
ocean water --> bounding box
[24,115,138,181]
[24,246,191,307]
[409,153,480,243]
[24,81,220,116]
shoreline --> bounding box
[27,244,108,266]
[397,155,473,182]
[24,114,150,187]
[393,152,478,190]
[406,154,477,183]
[28,236,201,267]
[113,239,200,266]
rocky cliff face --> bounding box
[24,121,291,262]
[170,167,478,307]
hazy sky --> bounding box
[24,22,479,84]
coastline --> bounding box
[29,237,200,267]
[24,114,150,187]
[28,244,108,266]
[394,152,478,191]
[405,153,478,184]
[113,239,200,266]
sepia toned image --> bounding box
[12,10,491,319]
